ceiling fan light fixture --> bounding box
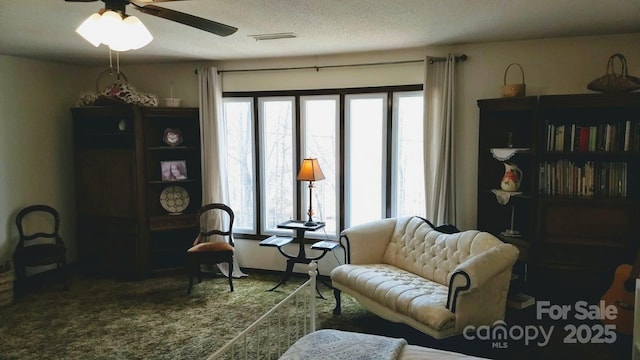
[99,10,124,48]
[75,13,103,47]
[122,16,153,50]
[75,10,153,51]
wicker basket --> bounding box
[0,263,14,307]
[502,63,526,97]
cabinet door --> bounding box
[75,148,141,277]
[76,149,137,216]
[77,217,139,277]
[535,199,636,302]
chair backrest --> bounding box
[15,204,63,249]
[196,203,235,245]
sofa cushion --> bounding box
[331,263,455,331]
[382,217,503,286]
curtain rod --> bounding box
[194,54,466,75]
[429,54,468,64]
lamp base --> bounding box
[501,229,521,237]
[304,220,318,227]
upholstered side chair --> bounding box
[186,203,235,294]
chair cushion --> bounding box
[15,244,66,258]
[187,242,234,253]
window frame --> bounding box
[344,92,389,228]
[257,96,297,236]
[222,84,422,240]
[299,95,341,239]
[391,90,425,218]
[222,97,258,234]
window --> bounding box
[345,94,387,227]
[223,98,256,234]
[259,97,296,234]
[222,85,423,239]
[300,96,339,236]
[392,91,425,217]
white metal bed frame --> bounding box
[207,262,318,360]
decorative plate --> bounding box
[160,186,190,215]
[163,128,183,146]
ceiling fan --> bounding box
[65,0,238,37]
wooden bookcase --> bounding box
[477,96,538,295]
[72,105,201,278]
[477,93,640,302]
[141,107,202,272]
[536,93,640,301]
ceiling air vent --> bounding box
[249,32,297,41]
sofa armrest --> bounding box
[445,243,519,331]
[447,243,519,311]
[340,218,397,264]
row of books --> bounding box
[546,120,640,152]
[539,160,628,197]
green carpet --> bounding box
[0,271,369,360]
[0,270,630,360]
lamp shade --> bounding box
[297,158,325,182]
[122,16,153,50]
[75,11,153,51]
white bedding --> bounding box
[279,329,406,360]
[399,344,490,360]
[279,329,490,360]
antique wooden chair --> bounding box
[14,204,68,290]
[186,203,235,294]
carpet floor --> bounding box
[0,270,632,360]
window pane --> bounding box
[345,94,386,227]
[260,98,295,232]
[301,96,339,237]
[223,98,256,233]
[393,92,425,217]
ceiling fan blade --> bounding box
[134,0,189,3]
[64,0,183,2]
[132,4,238,37]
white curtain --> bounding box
[423,54,457,226]
[197,66,247,278]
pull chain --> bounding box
[108,48,122,80]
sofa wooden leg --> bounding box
[333,288,342,315]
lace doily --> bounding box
[491,189,522,205]
[490,148,529,161]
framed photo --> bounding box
[161,160,187,181]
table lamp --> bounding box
[297,158,325,226]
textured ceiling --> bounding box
[0,0,639,66]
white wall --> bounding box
[210,33,640,274]
[0,55,91,273]
[450,33,640,233]
[215,33,640,235]
[2,33,639,276]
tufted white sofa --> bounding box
[330,216,519,339]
